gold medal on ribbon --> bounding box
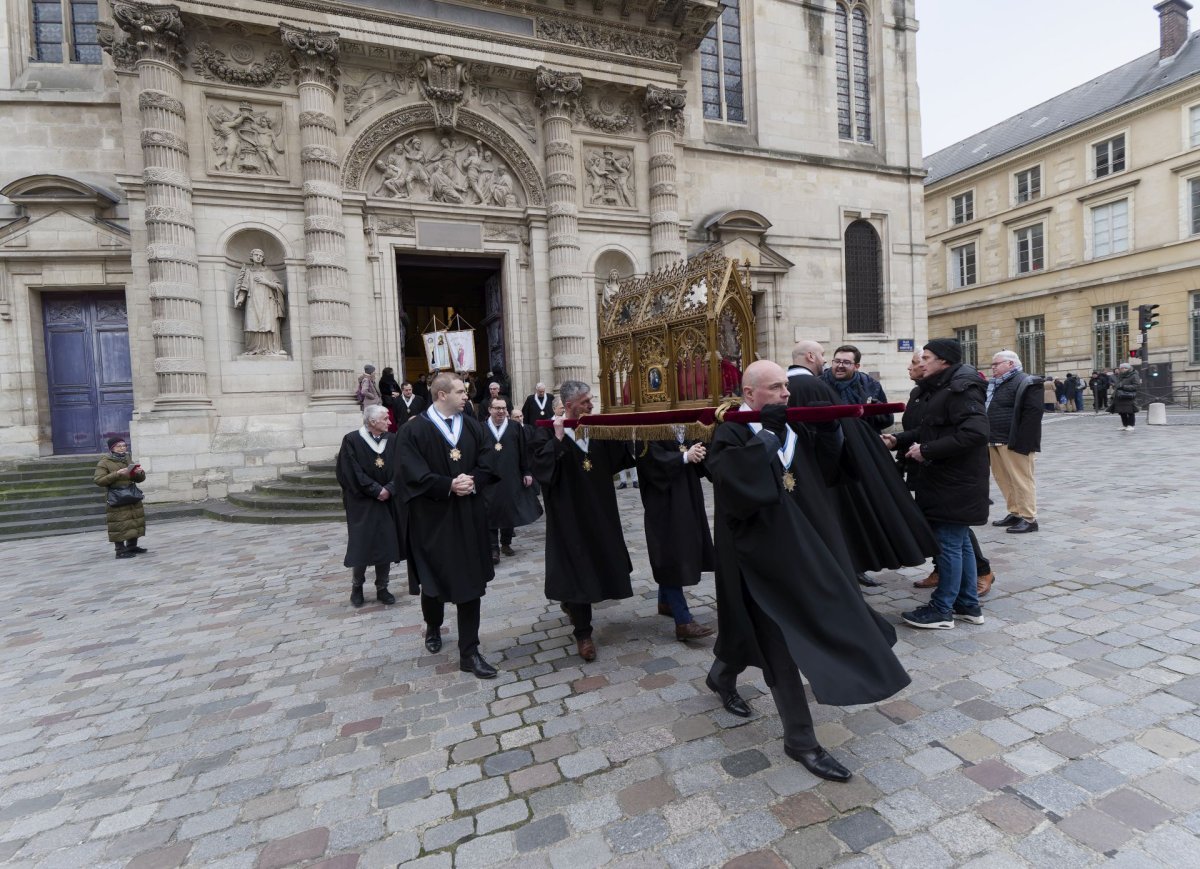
[582,457,593,472]
[450,448,462,462]
[494,443,503,451]
[374,457,385,468]
[782,471,796,492]
[679,444,687,452]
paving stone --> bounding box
[483,750,535,777]
[928,812,1004,857]
[1095,787,1177,830]
[716,809,785,852]
[881,832,955,869]
[771,791,834,829]
[1059,757,1127,794]
[604,812,670,854]
[455,831,516,868]
[827,809,895,852]
[125,843,193,869]
[558,748,609,779]
[774,826,845,867]
[457,776,511,810]
[422,816,474,851]
[257,827,329,869]
[720,748,770,779]
[476,799,530,834]
[660,830,729,869]
[547,831,613,869]
[1057,806,1135,852]
[962,759,1024,790]
[1135,768,1200,811]
[616,775,677,815]
[1014,774,1091,815]
[377,777,431,809]
[514,813,569,852]
[1013,827,1096,869]
[975,795,1044,835]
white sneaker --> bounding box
[1125,426,1135,431]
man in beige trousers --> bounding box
[986,351,1044,536]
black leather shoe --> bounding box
[350,586,365,608]
[424,627,442,654]
[1006,518,1039,534]
[460,653,498,679]
[705,674,751,718]
[115,549,135,559]
[376,587,396,605]
[785,745,852,782]
[856,573,881,588]
[129,546,149,554]
[992,513,1020,527]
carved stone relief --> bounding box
[582,146,636,209]
[205,99,285,176]
[343,66,418,126]
[579,90,638,135]
[418,55,469,128]
[474,85,538,144]
[376,216,416,235]
[369,132,522,207]
[534,17,679,64]
[191,41,291,88]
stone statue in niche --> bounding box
[234,249,287,356]
[370,132,520,207]
[604,268,621,301]
[583,147,635,208]
[207,101,284,175]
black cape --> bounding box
[636,441,714,587]
[481,421,543,529]
[532,433,635,604]
[708,421,911,706]
[522,393,556,424]
[398,413,497,604]
[335,430,406,568]
[389,394,427,426]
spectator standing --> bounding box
[819,344,894,430]
[1043,377,1057,412]
[1088,370,1110,413]
[986,351,1043,535]
[94,436,148,559]
[356,364,381,410]
[1063,373,1080,413]
[1111,362,1141,430]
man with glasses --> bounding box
[985,351,1043,535]
[820,345,893,431]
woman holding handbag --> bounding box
[94,436,148,559]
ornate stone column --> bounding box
[643,85,687,272]
[280,23,354,402]
[535,67,588,385]
[107,2,209,407]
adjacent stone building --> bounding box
[926,0,1200,397]
[0,0,925,500]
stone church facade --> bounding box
[0,0,925,501]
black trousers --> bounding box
[564,602,593,639]
[1119,412,1136,427]
[1094,390,1108,411]
[707,593,816,752]
[421,594,481,657]
[489,527,514,546]
[352,563,391,587]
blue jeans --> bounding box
[930,522,978,615]
[657,586,693,625]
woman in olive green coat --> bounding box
[94,436,148,558]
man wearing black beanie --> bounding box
[882,339,990,630]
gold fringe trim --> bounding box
[578,422,717,443]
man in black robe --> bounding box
[532,380,635,662]
[637,437,715,641]
[521,382,556,425]
[476,381,512,421]
[481,396,542,562]
[398,372,499,679]
[390,381,427,426]
[335,404,405,608]
[706,361,911,782]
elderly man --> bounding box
[986,350,1043,535]
[532,380,636,662]
[477,381,511,421]
[481,396,542,562]
[884,339,990,629]
[335,404,405,608]
[706,360,910,781]
[521,382,556,425]
[398,372,499,679]
[820,344,894,431]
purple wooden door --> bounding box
[43,293,134,454]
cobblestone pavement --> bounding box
[2,412,1200,869]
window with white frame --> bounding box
[950,242,977,288]
[31,0,101,63]
[1093,134,1126,179]
[1189,178,1200,235]
[835,2,872,142]
[955,326,978,369]
[1091,198,1130,258]
[1014,223,1044,274]
[1015,166,1041,204]
[1190,105,1200,148]
[1016,316,1045,375]
[1093,303,1129,370]
[951,191,974,225]
[700,0,745,124]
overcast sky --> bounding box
[917,0,1168,157]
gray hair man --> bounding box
[986,350,1043,536]
[521,380,556,425]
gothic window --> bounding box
[31,0,100,63]
[844,220,883,333]
[700,0,746,124]
[836,2,872,142]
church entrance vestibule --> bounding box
[395,253,506,386]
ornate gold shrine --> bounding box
[599,248,756,411]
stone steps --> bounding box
[201,457,343,525]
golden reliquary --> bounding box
[598,248,756,411]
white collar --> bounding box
[402,395,415,407]
[787,365,813,377]
[357,426,388,454]
[741,403,798,469]
[425,406,462,446]
[563,424,588,453]
[487,418,509,441]
[534,393,547,409]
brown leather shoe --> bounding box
[977,571,995,597]
[675,622,715,641]
[913,570,939,589]
[576,637,597,661]
[657,603,673,618]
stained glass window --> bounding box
[699,0,745,124]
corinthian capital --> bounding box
[534,67,583,120]
[643,84,687,135]
[110,1,186,68]
[280,22,341,91]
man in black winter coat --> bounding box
[883,339,990,630]
[986,351,1043,535]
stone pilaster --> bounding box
[108,1,209,407]
[280,23,354,403]
[534,67,587,385]
[643,85,687,272]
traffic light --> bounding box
[1129,348,1140,359]
[1137,303,1160,331]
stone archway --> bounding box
[342,105,545,207]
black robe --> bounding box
[398,413,497,604]
[390,394,427,426]
[481,421,543,529]
[636,441,714,588]
[532,433,635,604]
[335,430,406,568]
[522,393,556,425]
[707,421,911,707]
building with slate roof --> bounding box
[925,0,1200,399]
